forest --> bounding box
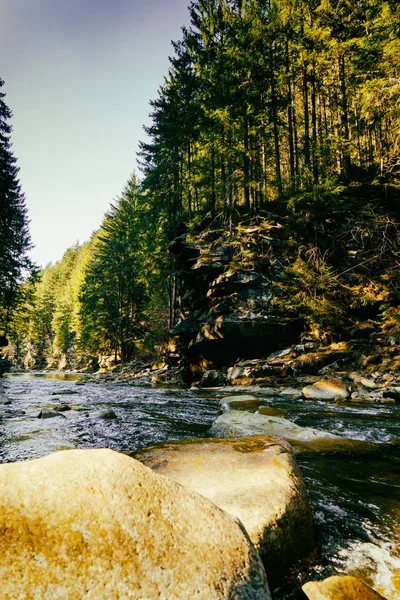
[1,0,400,371]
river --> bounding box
[1,373,400,599]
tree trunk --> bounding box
[339,54,351,181]
[270,45,283,196]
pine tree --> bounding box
[0,78,33,332]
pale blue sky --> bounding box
[0,0,190,267]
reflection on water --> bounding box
[2,374,400,598]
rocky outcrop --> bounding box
[134,436,314,575]
[0,449,270,600]
[302,575,387,599]
[169,221,302,377]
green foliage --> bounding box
[273,254,348,333]
[0,78,34,332]
[8,174,170,367]
[6,0,400,365]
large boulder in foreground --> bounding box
[209,410,341,445]
[134,436,314,575]
[302,575,387,599]
[0,449,270,600]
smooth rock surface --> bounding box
[0,449,270,600]
[94,408,118,420]
[224,394,261,410]
[302,575,387,599]
[134,436,314,572]
[302,377,349,401]
[279,388,303,399]
[209,410,341,444]
[37,408,65,419]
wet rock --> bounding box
[302,377,349,401]
[134,436,314,575]
[381,373,395,383]
[258,407,289,418]
[224,394,261,410]
[302,575,386,599]
[0,449,270,600]
[51,390,79,396]
[358,377,377,389]
[209,410,341,444]
[37,409,66,419]
[94,409,118,420]
[279,388,303,399]
[382,387,400,402]
[54,405,72,412]
[199,370,229,388]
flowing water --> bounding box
[2,373,400,599]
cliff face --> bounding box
[169,218,303,377]
[167,184,400,382]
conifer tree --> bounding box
[0,78,33,332]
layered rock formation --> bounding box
[168,221,302,378]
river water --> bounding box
[2,373,400,599]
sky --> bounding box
[0,0,190,268]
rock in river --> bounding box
[302,377,349,401]
[0,449,270,600]
[223,394,261,410]
[134,436,314,575]
[302,575,387,599]
[209,410,341,445]
[37,408,66,419]
[94,408,118,420]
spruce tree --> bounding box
[0,78,33,332]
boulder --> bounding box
[358,377,377,389]
[37,409,66,419]
[134,436,314,574]
[302,377,349,401]
[199,369,229,388]
[279,388,303,399]
[224,394,261,410]
[0,449,270,600]
[94,409,118,420]
[302,575,387,599]
[53,404,72,412]
[0,385,11,405]
[383,387,400,402]
[209,410,341,444]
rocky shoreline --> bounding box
[1,371,399,598]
